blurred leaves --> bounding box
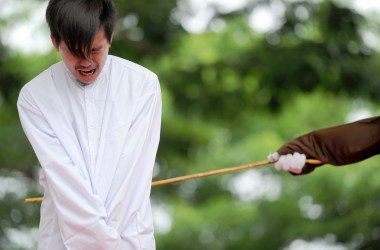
[1,0,380,249]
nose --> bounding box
[79,57,93,68]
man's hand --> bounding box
[268,152,306,174]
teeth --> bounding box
[79,69,95,76]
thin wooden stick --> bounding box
[24,159,322,203]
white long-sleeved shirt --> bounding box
[17,55,161,249]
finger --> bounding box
[282,154,293,171]
[274,155,286,170]
[293,152,306,169]
[287,153,306,174]
[289,167,303,174]
[267,152,279,162]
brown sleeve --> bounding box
[277,116,380,174]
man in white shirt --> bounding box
[17,0,161,249]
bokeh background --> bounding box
[1,0,380,249]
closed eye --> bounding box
[91,47,102,53]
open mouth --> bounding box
[78,69,96,76]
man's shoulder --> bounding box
[107,56,160,96]
[18,62,64,108]
[108,55,157,78]
[23,62,63,90]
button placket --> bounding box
[84,86,100,168]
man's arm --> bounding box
[106,73,162,245]
[17,89,120,249]
[272,116,380,174]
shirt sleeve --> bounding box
[105,73,162,243]
[17,89,121,249]
[277,116,380,174]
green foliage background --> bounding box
[1,0,380,249]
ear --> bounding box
[50,35,59,51]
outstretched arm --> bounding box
[269,116,380,174]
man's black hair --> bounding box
[46,0,116,59]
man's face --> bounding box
[52,28,111,85]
